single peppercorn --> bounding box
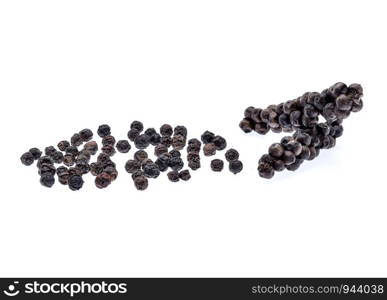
[97,124,111,137]
[169,156,184,171]
[68,167,83,176]
[201,130,215,144]
[57,141,70,152]
[37,156,54,169]
[127,128,140,142]
[143,162,160,179]
[102,135,116,147]
[38,163,56,176]
[45,146,57,157]
[134,134,150,149]
[160,136,172,147]
[95,172,112,189]
[20,152,35,166]
[174,125,187,138]
[70,133,83,147]
[90,162,104,176]
[169,149,181,158]
[213,135,227,151]
[130,121,144,132]
[203,143,216,156]
[75,160,90,174]
[79,128,93,142]
[225,148,239,162]
[101,144,116,156]
[116,140,131,153]
[187,142,201,153]
[167,171,180,182]
[83,141,98,155]
[187,152,200,162]
[66,145,79,156]
[103,165,118,181]
[188,159,201,171]
[134,150,148,162]
[131,170,144,180]
[179,170,191,181]
[149,133,161,146]
[133,175,148,191]
[51,151,64,164]
[239,118,254,133]
[154,143,168,157]
[210,159,224,172]
[29,147,42,160]
[272,159,285,172]
[155,153,171,172]
[160,124,173,136]
[40,173,55,187]
[125,159,141,173]
[68,175,84,191]
[282,150,296,165]
[172,134,186,150]
[268,143,284,158]
[144,128,157,137]
[229,160,243,174]
[258,163,274,179]
[63,154,75,166]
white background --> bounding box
[0,0,386,277]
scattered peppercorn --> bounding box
[116,140,131,153]
[130,121,144,132]
[201,130,215,144]
[40,173,55,188]
[179,170,191,181]
[210,159,224,172]
[101,144,116,156]
[83,141,98,155]
[229,160,243,174]
[29,147,42,160]
[45,146,57,157]
[125,159,141,173]
[172,134,186,150]
[68,175,84,191]
[133,175,148,191]
[71,133,83,147]
[20,152,35,166]
[160,124,173,136]
[154,143,168,157]
[57,141,70,152]
[134,134,150,149]
[167,171,179,182]
[127,128,140,141]
[174,125,187,138]
[213,135,227,150]
[225,148,239,162]
[203,143,216,156]
[169,156,184,171]
[95,172,112,189]
[79,129,93,142]
[143,162,160,179]
[97,124,111,137]
[134,150,148,162]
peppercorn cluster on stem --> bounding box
[239,82,363,179]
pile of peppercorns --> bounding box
[239,82,364,179]
[20,122,242,191]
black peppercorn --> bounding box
[155,153,171,172]
[102,135,116,147]
[272,159,285,171]
[203,143,216,156]
[174,125,187,138]
[127,128,140,142]
[201,130,215,144]
[187,152,200,162]
[79,128,93,142]
[51,151,64,164]
[133,175,148,191]
[225,148,239,162]
[188,160,201,171]
[40,173,55,188]
[37,156,54,169]
[130,121,144,132]
[116,140,131,153]
[160,136,173,147]
[143,162,160,179]
[169,156,184,171]
[66,145,79,156]
[38,163,56,176]
[268,143,284,158]
[90,162,104,176]
[172,134,186,150]
[97,124,111,137]
[160,124,173,136]
[258,163,274,179]
[131,170,144,180]
[68,175,84,191]
[45,146,57,157]
[179,170,191,181]
[213,135,227,150]
[125,159,141,173]
[83,141,98,155]
[29,147,42,160]
[144,128,157,137]
[57,141,70,152]
[20,152,35,166]
[134,134,150,149]
[75,160,90,174]
[169,149,181,158]
[210,159,224,172]
[71,133,83,147]
[103,165,118,181]
[239,119,254,133]
[154,143,168,157]
[254,122,270,134]
[95,172,112,189]
[167,170,180,182]
[134,150,148,162]
[63,154,75,167]
[101,144,116,156]
[229,160,243,174]
[149,133,161,146]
